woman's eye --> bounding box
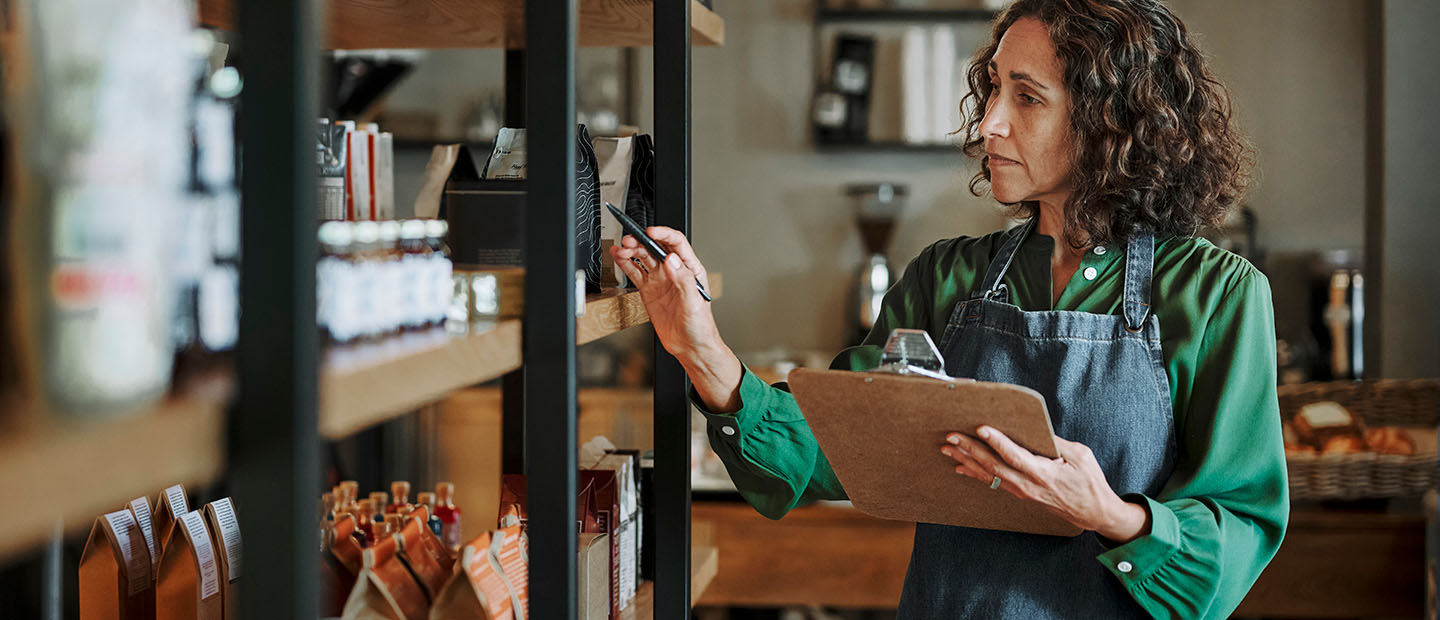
[1019,93,1040,105]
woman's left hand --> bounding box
[941,427,1151,544]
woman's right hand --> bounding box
[611,227,743,413]
[611,226,719,361]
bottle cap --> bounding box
[391,481,411,501]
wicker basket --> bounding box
[1279,379,1438,500]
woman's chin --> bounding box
[990,185,1027,205]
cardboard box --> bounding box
[577,533,610,620]
[202,499,242,620]
[79,509,154,620]
[156,511,222,620]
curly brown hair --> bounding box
[960,0,1254,248]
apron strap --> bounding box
[1123,229,1156,331]
[974,219,1035,301]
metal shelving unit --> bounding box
[210,0,720,617]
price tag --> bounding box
[208,499,243,581]
[103,510,150,595]
[179,512,220,600]
[128,498,160,575]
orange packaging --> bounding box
[152,485,190,556]
[341,534,429,620]
[79,509,155,620]
[155,511,222,620]
[202,498,242,620]
[395,515,453,599]
[428,525,527,620]
[127,497,162,584]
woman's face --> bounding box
[981,17,1075,207]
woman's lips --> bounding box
[988,154,1019,167]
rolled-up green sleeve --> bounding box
[693,244,938,519]
[1096,270,1289,619]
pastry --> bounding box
[1294,401,1364,447]
[1321,435,1365,455]
[1365,427,1416,456]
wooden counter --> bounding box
[693,499,1427,617]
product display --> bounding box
[7,0,208,417]
[446,124,604,294]
[78,488,242,620]
[317,219,452,343]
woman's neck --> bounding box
[1034,200,1088,305]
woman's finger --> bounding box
[647,226,707,277]
[619,236,661,271]
[975,426,1050,478]
[615,250,648,286]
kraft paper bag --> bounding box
[341,535,429,620]
[79,509,155,620]
[427,525,527,620]
[202,499,242,620]
[155,511,222,620]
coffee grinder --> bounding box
[846,182,907,346]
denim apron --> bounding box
[896,221,1177,619]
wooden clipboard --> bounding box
[789,368,1083,537]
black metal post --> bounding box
[504,50,527,127]
[501,368,525,474]
[232,0,320,617]
[654,0,694,616]
[524,0,579,618]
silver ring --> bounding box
[989,475,1002,490]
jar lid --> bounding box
[353,221,380,244]
[400,219,426,240]
[318,221,354,247]
[378,220,401,242]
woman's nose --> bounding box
[979,95,1010,140]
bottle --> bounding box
[388,481,412,514]
[320,492,336,521]
[424,220,453,327]
[355,499,376,544]
[434,482,462,549]
[317,221,356,343]
[340,481,361,512]
[376,220,404,336]
[399,220,429,330]
[416,491,443,538]
[351,221,382,339]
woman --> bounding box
[612,0,1287,617]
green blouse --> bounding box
[694,228,1289,619]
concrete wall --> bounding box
[1377,0,1440,378]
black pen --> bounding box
[605,202,712,302]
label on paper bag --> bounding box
[165,485,189,517]
[128,497,160,575]
[104,510,150,595]
[209,498,243,581]
[179,511,221,600]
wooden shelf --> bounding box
[0,381,230,560]
[321,275,720,438]
[621,545,720,619]
[198,0,724,49]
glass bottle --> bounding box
[317,221,354,343]
[388,481,412,514]
[424,220,452,327]
[376,220,403,337]
[351,221,382,340]
[434,482,462,549]
[416,491,443,538]
[399,220,429,330]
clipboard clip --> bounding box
[869,329,955,382]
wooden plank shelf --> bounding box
[0,379,230,560]
[198,0,724,49]
[621,545,720,619]
[321,274,720,438]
